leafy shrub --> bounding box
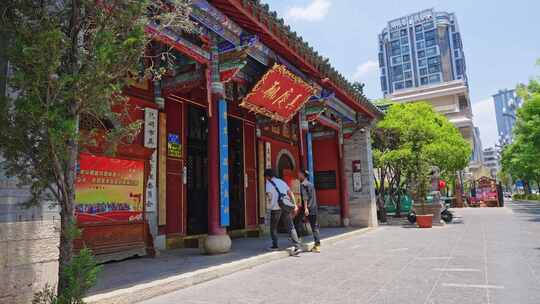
[33,248,102,304]
[526,194,540,201]
[513,194,525,200]
[513,193,540,201]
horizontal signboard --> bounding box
[240,64,314,122]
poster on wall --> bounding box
[352,160,362,192]
[75,154,145,223]
[314,171,337,190]
[167,133,182,158]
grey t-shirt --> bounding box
[300,179,318,214]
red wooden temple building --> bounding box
[74,0,383,260]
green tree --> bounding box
[0,0,192,297]
[497,170,513,192]
[372,126,403,219]
[375,102,470,213]
[501,62,540,192]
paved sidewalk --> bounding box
[85,227,371,304]
[140,201,540,304]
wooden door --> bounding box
[244,123,258,228]
[186,105,208,235]
[165,99,184,235]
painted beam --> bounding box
[146,24,210,65]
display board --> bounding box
[314,170,337,190]
[75,154,145,223]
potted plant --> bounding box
[410,164,434,228]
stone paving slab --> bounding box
[139,201,540,304]
[85,227,372,304]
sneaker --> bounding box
[291,247,302,256]
[267,245,279,251]
[312,245,321,253]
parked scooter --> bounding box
[407,203,453,224]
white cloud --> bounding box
[472,98,498,149]
[352,60,379,81]
[286,0,331,22]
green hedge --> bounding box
[513,193,540,201]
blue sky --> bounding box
[263,0,540,148]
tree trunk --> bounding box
[58,193,75,293]
[395,191,402,218]
[57,116,81,292]
[455,173,464,207]
[377,170,387,223]
[394,170,402,217]
[58,0,81,295]
[524,180,531,194]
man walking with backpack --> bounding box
[264,169,302,256]
[298,169,321,252]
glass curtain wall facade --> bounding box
[493,89,522,145]
[379,9,467,95]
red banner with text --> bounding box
[75,153,145,223]
[240,64,315,122]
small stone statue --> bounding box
[429,166,442,205]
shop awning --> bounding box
[240,64,315,123]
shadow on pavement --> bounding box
[509,200,540,222]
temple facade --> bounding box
[0,0,383,261]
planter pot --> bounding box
[413,203,442,225]
[416,214,433,228]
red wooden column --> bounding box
[207,89,224,236]
[203,38,231,254]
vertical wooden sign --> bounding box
[219,99,230,227]
[158,112,167,226]
[257,141,266,218]
[264,142,271,169]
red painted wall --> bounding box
[262,137,301,174]
[312,137,341,206]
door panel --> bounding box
[244,124,258,227]
[186,106,208,235]
[228,117,245,230]
[312,137,341,206]
[165,100,183,235]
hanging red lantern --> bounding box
[439,180,446,190]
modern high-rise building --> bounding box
[378,9,467,95]
[482,147,499,178]
[378,9,480,171]
[472,127,483,164]
[493,89,522,146]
